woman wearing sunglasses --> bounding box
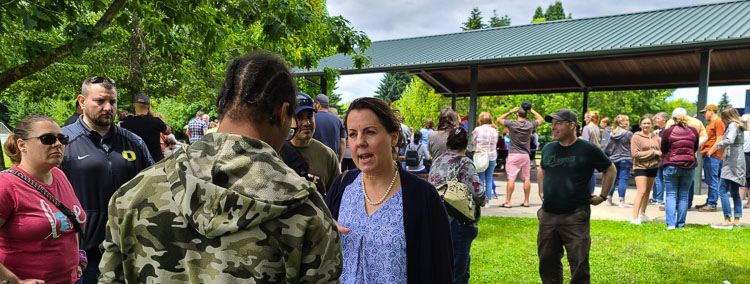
[0,115,86,284]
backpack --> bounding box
[405,144,422,167]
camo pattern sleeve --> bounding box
[98,133,342,283]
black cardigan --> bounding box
[325,168,453,283]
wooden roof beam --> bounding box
[560,60,588,90]
[420,70,455,95]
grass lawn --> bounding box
[471,216,750,283]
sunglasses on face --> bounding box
[24,134,69,145]
[88,76,116,86]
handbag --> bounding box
[1,169,82,233]
[473,149,489,172]
[436,157,477,223]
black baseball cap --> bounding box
[133,93,150,105]
[545,108,578,125]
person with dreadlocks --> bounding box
[98,50,343,282]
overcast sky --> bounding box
[326,0,750,107]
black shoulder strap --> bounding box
[278,141,310,180]
[2,170,81,233]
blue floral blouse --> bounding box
[338,173,407,283]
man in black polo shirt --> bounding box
[60,76,153,283]
[537,108,616,284]
[120,93,170,162]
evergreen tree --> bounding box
[489,10,511,27]
[462,7,486,31]
[533,6,544,21]
[544,1,567,21]
[718,92,732,110]
[375,73,413,102]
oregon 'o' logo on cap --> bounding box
[122,151,136,161]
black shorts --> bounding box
[634,168,658,177]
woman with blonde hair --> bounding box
[582,111,602,193]
[661,110,699,230]
[709,107,745,228]
[630,114,662,224]
[473,112,499,204]
[605,115,634,207]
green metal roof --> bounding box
[295,0,750,76]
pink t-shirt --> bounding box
[0,166,86,284]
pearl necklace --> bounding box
[362,167,399,206]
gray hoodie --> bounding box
[605,129,634,163]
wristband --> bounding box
[599,194,607,200]
[79,250,88,266]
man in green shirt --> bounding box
[537,108,616,284]
[281,93,341,197]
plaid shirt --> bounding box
[187,117,206,143]
[472,125,499,161]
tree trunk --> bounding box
[0,0,129,95]
[125,12,147,97]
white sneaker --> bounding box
[667,226,676,230]
[640,214,652,222]
[619,203,633,208]
[710,223,733,229]
[630,219,642,225]
[483,204,490,208]
[606,201,617,206]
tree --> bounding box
[532,6,545,22]
[544,1,569,21]
[489,10,511,28]
[392,77,445,129]
[0,0,372,101]
[462,7,486,31]
[375,72,412,102]
[718,92,732,110]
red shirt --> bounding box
[0,166,86,284]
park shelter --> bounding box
[295,0,750,125]
[295,0,750,192]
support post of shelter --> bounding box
[745,90,750,114]
[582,89,590,124]
[320,74,327,95]
[452,95,457,110]
[0,144,4,170]
[469,65,478,132]
[695,49,711,195]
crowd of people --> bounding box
[0,49,746,284]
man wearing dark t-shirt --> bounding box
[64,100,83,126]
[537,108,616,284]
[120,94,170,161]
[312,94,345,163]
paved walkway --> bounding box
[482,168,748,227]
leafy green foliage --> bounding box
[375,72,412,102]
[296,68,344,111]
[488,10,511,27]
[3,94,72,127]
[151,97,216,134]
[462,7,486,31]
[0,0,371,104]
[471,217,750,283]
[391,77,444,129]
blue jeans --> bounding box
[663,166,694,228]
[608,160,632,201]
[719,178,743,218]
[702,155,723,207]
[651,167,664,202]
[478,160,497,201]
[450,219,478,284]
[589,173,596,194]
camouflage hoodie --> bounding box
[99,133,342,283]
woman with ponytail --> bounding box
[0,115,86,283]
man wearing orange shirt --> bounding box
[696,104,725,212]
